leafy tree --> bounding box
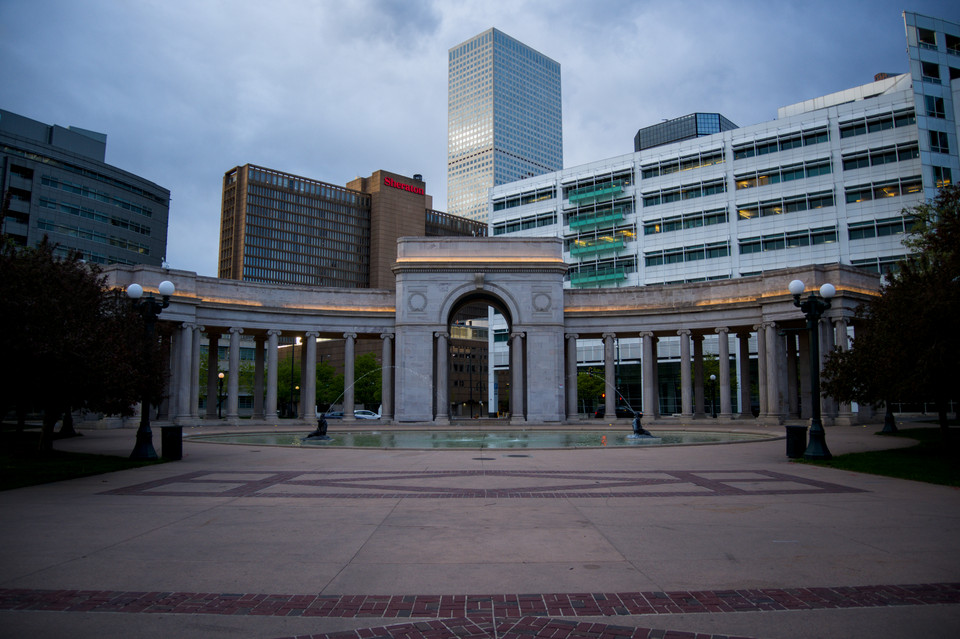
[316,360,344,407]
[353,352,381,408]
[821,184,960,440]
[577,367,606,412]
[0,236,163,452]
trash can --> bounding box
[785,425,807,459]
[160,426,183,460]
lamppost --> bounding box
[126,280,175,460]
[789,279,835,460]
[217,372,225,419]
[709,374,717,418]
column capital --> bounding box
[380,332,395,341]
[677,328,691,337]
[692,332,705,342]
[714,326,730,336]
[180,322,199,331]
[229,326,244,335]
[434,331,449,339]
[305,331,320,338]
[565,333,579,340]
[266,329,283,337]
[602,332,616,340]
[343,332,357,340]
[639,331,655,338]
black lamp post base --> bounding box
[803,422,832,460]
[130,438,158,460]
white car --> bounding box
[353,409,380,419]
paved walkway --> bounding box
[1,420,958,639]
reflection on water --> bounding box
[188,430,773,449]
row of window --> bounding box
[847,216,912,240]
[644,241,730,267]
[41,175,155,218]
[735,159,831,190]
[640,150,724,179]
[491,186,556,211]
[739,227,838,254]
[732,128,829,160]
[737,190,835,220]
[37,218,150,255]
[643,208,728,235]
[838,109,915,139]
[246,167,367,207]
[492,211,557,235]
[844,176,923,203]
[38,197,152,236]
[641,179,726,207]
[569,256,638,278]
[842,142,919,170]
[851,254,908,276]
[562,170,634,199]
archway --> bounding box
[447,292,513,420]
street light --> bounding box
[126,280,175,460]
[709,373,717,419]
[789,279,835,460]
[217,372,225,419]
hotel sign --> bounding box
[384,176,424,195]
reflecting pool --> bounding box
[188,430,776,449]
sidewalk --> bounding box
[1,420,958,639]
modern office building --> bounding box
[490,11,959,287]
[485,11,960,414]
[218,165,485,289]
[634,113,739,152]
[0,108,170,266]
[447,28,562,223]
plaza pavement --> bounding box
[1,418,958,639]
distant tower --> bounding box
[447,28,562,222]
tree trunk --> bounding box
[58,408,80,438]
[39,410,59,453]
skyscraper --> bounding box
[447,28,562,222]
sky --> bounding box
[1,0,958,277]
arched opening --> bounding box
[446,293,513,420]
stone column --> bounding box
[226,327,243,425]
[265,330,280,421]
[715,327,732,419]
[509,331,525,424]
[678,329,693,419]
[565,334,579,420]
[174,322,193,425]
[433,331,449,423]
[754,324,768,419]
[302,332,318,425]
[640,332,658,419]
[820,318,837,423]
[205,332,220,419]
[797,329,811,419]
[602,332,616,418]
[834,318,854,425]
[786,333,799,418]
[693,334,705,418]
[343,332,357,422]
[737,331,752,418]
[764,322,782,424]
[253,334,265,420]
[381,333,394,421]
[190,325,204,420]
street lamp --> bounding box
[217,372,225,419]
[789,279,835,460]
[126,280,175,460]
[709,374,717,419]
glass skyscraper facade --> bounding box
[447,28,562,222]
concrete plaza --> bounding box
[1,420,958,639]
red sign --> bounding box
[384,176,424,195]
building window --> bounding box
[925,95,946,118]
[934,166,953,188]
[918,27,937,49]
[921,61,941,83]
[929,130,950,154]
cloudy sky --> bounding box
[2,0,957,276]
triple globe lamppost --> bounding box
[788,278,835,461]
[126,279,175,460]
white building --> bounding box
[447,28,563,223]
[485,11,960,415]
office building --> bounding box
[218,165,485,289]
[447,28,562,223]
[0,108,170,266]
[634,113,739,152]
[490,11,959,286]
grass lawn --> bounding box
[799,426,960,487]
[0,429,166,491]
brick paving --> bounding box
[101,469,865,499]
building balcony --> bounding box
[569,237,626,257]
[570,267,627,287]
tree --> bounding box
[316,360,344,407]
[577,367,606,413]
[821,184,960,439]
[352,352,381,408]
[0,237,163,452]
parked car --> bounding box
[594,405,641,418]
[353,409,380,419]
[318,410,344,419]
